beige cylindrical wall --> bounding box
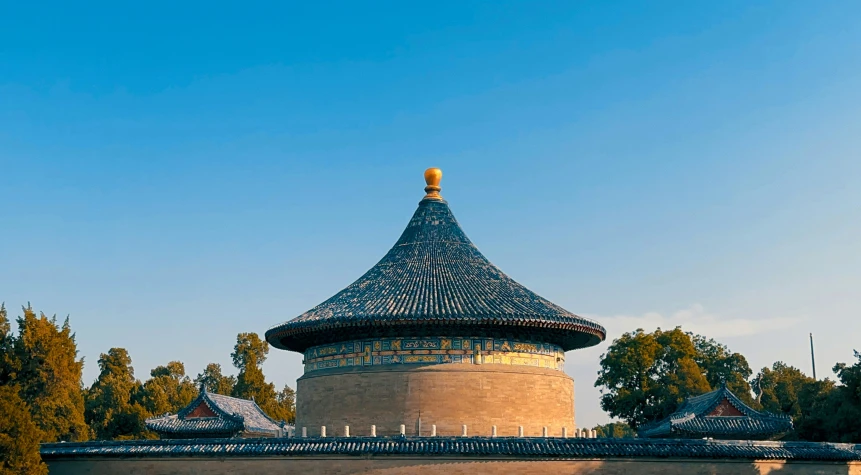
[296,364,575,437]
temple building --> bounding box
[144,388,288,439]
[638,384,793,440]
[265,168,607,437]
[41,168,861,474]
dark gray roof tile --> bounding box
[266,197,605,352]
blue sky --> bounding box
[1,1,859,428]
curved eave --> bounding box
[265,316,606,353]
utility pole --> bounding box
[809,333,817,380]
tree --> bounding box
[85,348,151,440]
[138,361,197,417]
[752,362,814,419]
[826,351,861,442]
[194,363,236,395]
[595,327,711,429]
[592,422,635,438]
[275,384,296,424]
[12,305,89,442]
[0,304,14,385]
[791,351,861,443]
[230,333,294,422]
[795,378,838,441]
[231,333,269,371]
[0,385,47,475]
[693,334,756,407]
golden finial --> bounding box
[423,167,443,200]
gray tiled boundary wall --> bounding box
[42,437,861,475]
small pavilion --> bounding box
[638,384,793,440]
[145,388,288,439]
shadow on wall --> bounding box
[45,458,859,475]
[341,460,856,475]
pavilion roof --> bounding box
[145,389,284,439]
[638,385,793,440]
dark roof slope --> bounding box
[145,390,283,438]
[639,385,793,440]
[266,176,605,353]
[41,436,861,461]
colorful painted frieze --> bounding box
[303,337,565,373]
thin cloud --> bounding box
[584,304,804,341]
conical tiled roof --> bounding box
[266,169,605,353]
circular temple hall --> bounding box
[265,168,606,437]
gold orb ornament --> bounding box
[423,167,443,200]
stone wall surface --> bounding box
[296,363,575,437]
[45,457,861,475]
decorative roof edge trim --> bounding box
[175,390,243,423]
[266,318,607,353]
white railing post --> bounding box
[518,426,524,437]
[462,424,468,437]
[344,425,350,437]
[399,424,406,436]
[370,425,376,437]
[301,427,307,438]
[542,426,548,438]
[562,427,568,438]
[431,424,437,437]
[491,425,497,437]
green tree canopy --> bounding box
[790,352,861,443]
[194,363,236,395]
[692,334,755,407]
[795,378,838,441]
[85,348,151,440]
[592,422,635,438]
[0,385,47,475]
[752,361,814,420]
[138,361,197,417]
[826,351,861,442]
[595,327,748,429]
[11,305,89,442]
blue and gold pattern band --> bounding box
[303,337,565,373]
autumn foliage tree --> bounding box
[0,304,13,385]
[1,302,297,446]
[231,332,295,423]
[195,363,236,395]
[84,348,151,440]
[138,361,198,417]
[11,305,89,442]
[0,305,47,474]
[0,385,47,475]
